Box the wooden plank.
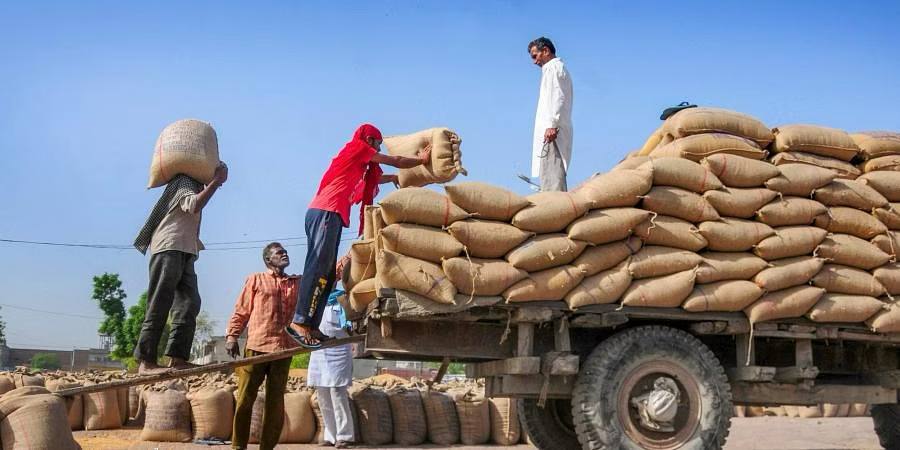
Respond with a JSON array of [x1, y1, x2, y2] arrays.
[[364, 319, 514, 360], [547, 354, 580, 376], [774, 366, 820, 383], [492, 375, 575, 398], [517, 323, 535, 357], [466, 357, 541, 378], [54, 335, 366, 398], [512, 307, 554, 323], [875, 370, 900, 389], [570, 313, 628, 329], [554, 317, 571, 352], [731, 382, 898, 405], [691, 320, 750, 335], [727, 366, 776, 382], [576, 305, 745, 323], [390, 290, 502, 318]]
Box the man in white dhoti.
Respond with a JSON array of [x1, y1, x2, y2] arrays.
[[307, 288, 355, 448], [529, 36, 573, 192]]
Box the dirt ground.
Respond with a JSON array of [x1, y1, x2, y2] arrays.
[[73, 417, 882, 450]]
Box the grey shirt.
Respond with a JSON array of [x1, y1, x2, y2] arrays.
[[149, 194, 204, 255]]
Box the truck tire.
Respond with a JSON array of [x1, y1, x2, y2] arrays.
[[519, 398, 581, 450], [572, 325, 732, 450], [871, 404, 900, 450]]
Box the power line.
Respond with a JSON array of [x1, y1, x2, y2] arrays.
[[0, 232, 361, 251], [203, 236, 359, 251], [0, 303, 104, 320]]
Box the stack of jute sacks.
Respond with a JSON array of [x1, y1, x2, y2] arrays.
[[348, 107, 900, 334]]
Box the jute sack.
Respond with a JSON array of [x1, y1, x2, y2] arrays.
[[573, 165, 653, 209], [350, 278, 378, 313], [858, 171, 900, 201], [770, 152, 861, 180], [756, 197, 828, 227], [765, 406, 788, 417], [661, 107, 774, 147], [806, 294, 885, 323], [512, 192, 591, 233], [816, 234, 891, 270], [797, 406, 824, 419], [503, 265, 585, 302], [421, 390, 460, 446], [873, 263, 900, 295], [754, 226, 828, 261], [614, 155, 651, 171], [733, 405, 747, 418], [848, 403, 870, 417], [363, 205, 376, 239], [814, 179, 889, 210], [811, 264, 886, 297], [386, 388, 426, 446], [453, 390, 491, 445], [651, 133, 766, 162], [644, 158, 723, 193], [347, 239, 376, 290], [141, 389, 192, 442], [506, 234, 588, 272], [744, 286, 825, 324], [642, 186, 720, 222], [443, 258, 527, 296], [875, 205, 900, 230], [147, 119, 220, 188], [489, 398, 521, 446], [10, 375, 42, 389], [699, 218, 775, 252], [376, 250, 457, 304], [682, 280, 763, 312], [188, 388, 233, 441], [872, 232, 900, 258], [867, 302, 900, 333], [753, 256, 825, 292], [822, 403, 851, 418], [380, 223, 462, 263], [0, 376, 13, 396], [634, 215, 708, 252], [628, 246, 703, 279], [566, 208, 651, 245], [851, 131, 900, 159], [116, 388, 128, 426], [696, 252, 769, 284], [783, 406, 800, 418], [772, 124, 859, 161], [44, 380, 83, 431], [380, 188, 469, 227], [444, 182, 530, 221], [0, 386, 80, 450], [814, 207, 887, 239], [446, 219, 532, 259], [83, 381, 122, 430], [638, 127, 664, 156], [573, 237, 642, 277], [350, 387, 393, 445], [701, 154, 781, 188], [385, 127, 466, 187], [704, 187, 778, 219], [371, 206, 386, 235], [308, 391, 323, 444], [860, 155, 900, 173], [280, 392, 316, 444], [565, 260, 632, 309], [765, 163, 837, 196], [621, 269, 696, 308]]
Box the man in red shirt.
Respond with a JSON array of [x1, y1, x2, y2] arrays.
[[286, 124, 429, 348]]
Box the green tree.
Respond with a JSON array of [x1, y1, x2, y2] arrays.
[[0, 305, 7, 347], [92, 273, 127, 357], [120, 292, 170, 368], [425, 361, 466, 375], [31, 353, 61, 370], [290, 353, 310, 369]]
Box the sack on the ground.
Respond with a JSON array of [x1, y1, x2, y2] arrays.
[[489, 398, 521, 446], [376, 250, 456, 304], [506, 234, 588, 272], [350, 387, 393, 445], [621, 269, 696, 308], [770, 152, 861, 180], [573, 237, 643, 277], [753, 256, 825, 292], [682, 280, 764, 312], [148, 119, 220, 188], [871, 231, 900, 258], [503, 265, 585, 302], [699, 218, 775, 252], [188, 388, 233, 441], [0, 376, 13, 396], [44, 380, 84, 431], [806, 294, 885, 323], [10, 375, 42, 389], [443, 258, 528, 296], [704, 187, 778, 219], [867, 302, 900, 333], [813, 207, 887, 239], [642, 186, 720, 222], [573, 165, 653, 209], [0, 386, 81, 450], [308, 391, 323, 444], [764, 163, 837, 197], [141, 389, 192, 442], [644, 158, 723, 193], [116, 388, 128, 426], [875, 205, 900, 230], [772, 124, 859, 161], [446, 220, 533, 259], [444, 182, 529, 221], [756, 197, 828, 227], [567, 208, 651, 245], [634, 215, 708, 252], [453, 390, 491, 445], [628, 246, 703, 279], [421, 390, 460, 446], [797, 406, 824, 419], [651, 133, 766, 161], [816, 234, 891, 270], [874, 263, 900, 295], [754, 226, 828, 260], [380, 188, 469, 227], [661, 107, 774, 147], [851, 131, 900, 160], [696, 252, 769, 283], [380, 223, 463, 263], [565, 260, 632, 309], [861, 155, 900, 173], [744, 286, 825, 324], [386, 388, 426, 446], [701, 154, 781, 188], [858, 171, 900, 201], [350, 278, 378, 313], [512, 192, 591, 233], [83, 381, 122, 430], [280, 391, 316, 444], [814, 179, 889, 210], [385, 127, 465, 187]]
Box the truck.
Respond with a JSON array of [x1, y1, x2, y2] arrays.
[[350, 288, 900, 450]]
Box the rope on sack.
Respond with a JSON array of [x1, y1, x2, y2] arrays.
[[746, 323, 756, 367], [499, 309, 513, 345], [463, 246, 476, 305]]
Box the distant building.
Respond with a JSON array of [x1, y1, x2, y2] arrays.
[[4, 346, 124, 371]]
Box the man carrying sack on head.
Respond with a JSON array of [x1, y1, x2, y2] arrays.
[[286, 123, 430, 349], [528, 36, 574, 192], [225, 242, 300, 450]]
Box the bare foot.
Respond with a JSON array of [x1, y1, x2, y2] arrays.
[[168, 357, 200, 370], [288, 322, 320, 346], [138, 360, 173, 376]]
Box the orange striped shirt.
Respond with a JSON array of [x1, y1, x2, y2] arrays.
[[226, 271, 300, 353]]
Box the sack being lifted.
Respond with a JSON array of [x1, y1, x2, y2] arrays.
[[148, 119, 221, 188], [384, 127, 467, 187]]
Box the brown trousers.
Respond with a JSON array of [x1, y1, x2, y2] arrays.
[[232, 349, 291, 450]]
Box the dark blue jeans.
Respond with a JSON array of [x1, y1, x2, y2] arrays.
[[293, 208, 344, 327]]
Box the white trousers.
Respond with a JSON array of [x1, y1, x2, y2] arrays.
[[317, 386, 354, 443]]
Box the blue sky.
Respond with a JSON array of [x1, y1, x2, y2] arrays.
[[1, 1, 898, 350]]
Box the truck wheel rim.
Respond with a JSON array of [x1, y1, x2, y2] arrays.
[[616, 360, 702, 449]]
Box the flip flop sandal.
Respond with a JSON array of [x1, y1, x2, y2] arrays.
[[284, 326, 322, 349], [309, 330, 335, 343]]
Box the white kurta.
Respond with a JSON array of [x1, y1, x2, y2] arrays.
[[532, 57, 574, 177], [307, 303, 352, 388]]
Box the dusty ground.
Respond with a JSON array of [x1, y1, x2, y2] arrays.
[[74, 417, 882, 450]]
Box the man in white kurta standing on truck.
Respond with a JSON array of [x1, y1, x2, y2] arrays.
[[529, 36, 574, 192]]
